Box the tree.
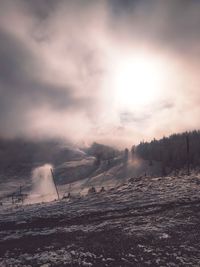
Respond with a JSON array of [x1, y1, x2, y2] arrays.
[[124, 148, 129, 164], [131, 145, 135, 161]]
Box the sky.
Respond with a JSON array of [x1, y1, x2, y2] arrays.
[[0, 0, 200, 147]]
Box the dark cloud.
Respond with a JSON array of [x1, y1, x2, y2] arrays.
[[0, 29, 37, 85], [108, 0, 200, 57], [0, 0, 200, 145], [22, 0, 59, 20], [0, 20, 96, 138]]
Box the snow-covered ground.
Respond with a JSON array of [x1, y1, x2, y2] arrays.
[[1, 174, 200, 266], [63, 158, 162, 195]]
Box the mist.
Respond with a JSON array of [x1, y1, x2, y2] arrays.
[[25, 164, 57, 204], [1, 0, 200, 146]]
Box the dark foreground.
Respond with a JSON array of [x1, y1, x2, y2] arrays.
[[0, 175, 200, 266]]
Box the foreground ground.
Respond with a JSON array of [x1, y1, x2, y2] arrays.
[[0, 174, 200, 266]]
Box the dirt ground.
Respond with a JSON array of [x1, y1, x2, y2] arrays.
[[0, 175, 200, 266]]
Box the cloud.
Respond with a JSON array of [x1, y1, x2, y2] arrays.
[[0, 0, 200, 146]]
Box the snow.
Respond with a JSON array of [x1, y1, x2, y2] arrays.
[[0, 174, 200, 266]]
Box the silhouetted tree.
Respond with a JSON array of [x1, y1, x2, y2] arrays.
[[124, 148, 129, 164], [131, 145, 135, 161], [136, 130, 200, 173], [94, 153, 101, 166]]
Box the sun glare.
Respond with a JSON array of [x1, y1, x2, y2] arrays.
[[111, 53, 167, 111]]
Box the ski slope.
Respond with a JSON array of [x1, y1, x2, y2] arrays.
[[1, 174, 200, 266]]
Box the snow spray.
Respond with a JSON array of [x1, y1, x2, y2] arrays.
[[25, 164, 57, 204]]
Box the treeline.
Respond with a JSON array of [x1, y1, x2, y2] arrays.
[[85, 142, 120, 166], [136, 130, 200, 171]]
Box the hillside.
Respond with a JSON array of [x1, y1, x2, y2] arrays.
[[1, 174, 200, 266], [0, 138, 162, 201], [0, 140, 121, 200]]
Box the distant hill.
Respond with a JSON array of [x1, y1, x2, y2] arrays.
[[0, 138, 85, 182], [0, 139, 122, 197]]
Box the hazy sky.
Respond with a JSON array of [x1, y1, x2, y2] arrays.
[[1, 0, 200, 147]]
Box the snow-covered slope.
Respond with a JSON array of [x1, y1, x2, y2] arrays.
[[0, 148, 162, 203], [1, 174, 200, 266], [57, 158, 162, 196]]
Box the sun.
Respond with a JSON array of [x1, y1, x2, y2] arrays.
[[111, 53, 166, 111]]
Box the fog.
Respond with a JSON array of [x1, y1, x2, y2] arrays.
[[25, 164, 57, 204], [1, 0, 200, 147]]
